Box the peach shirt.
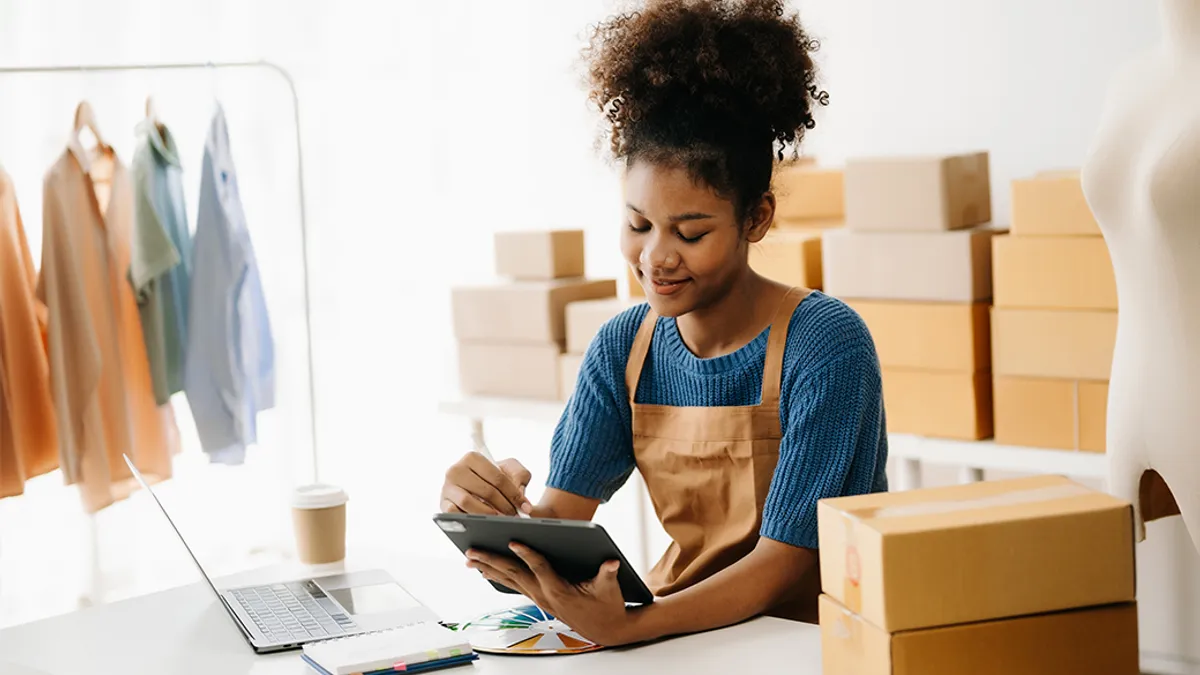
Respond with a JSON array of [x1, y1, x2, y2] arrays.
[[39, 145, 172, 512], [0, 167, 58, 499]]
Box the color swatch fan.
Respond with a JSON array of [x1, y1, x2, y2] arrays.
[[460, 604, 602, 655]]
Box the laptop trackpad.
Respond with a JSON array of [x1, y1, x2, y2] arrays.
[[313, 570, 436, 631], [328, 582, 420, 616]]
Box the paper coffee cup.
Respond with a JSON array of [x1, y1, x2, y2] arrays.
[[291, 484, 348, 565]]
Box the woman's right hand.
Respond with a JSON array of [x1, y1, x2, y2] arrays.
[[440, 452, 534, 516]]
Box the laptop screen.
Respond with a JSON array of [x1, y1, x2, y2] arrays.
[[123, 454, 225, 602]]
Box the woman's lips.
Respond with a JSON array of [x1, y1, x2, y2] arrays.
[[651, 277, 690, 295]]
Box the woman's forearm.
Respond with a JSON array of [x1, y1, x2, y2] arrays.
[[625, 539, 817, 643]]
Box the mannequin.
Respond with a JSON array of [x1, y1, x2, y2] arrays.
[[1081, 0, 1200, 553]]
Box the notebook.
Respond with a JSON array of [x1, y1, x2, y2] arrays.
[[301, 622, 477, 675]]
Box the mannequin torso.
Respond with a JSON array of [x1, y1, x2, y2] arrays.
[[1081, 0, 1200, 551]]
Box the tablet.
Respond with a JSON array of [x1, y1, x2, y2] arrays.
[[433, 513, 655, 606]]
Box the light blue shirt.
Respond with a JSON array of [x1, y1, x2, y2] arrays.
[[185, 107, 276, 465]]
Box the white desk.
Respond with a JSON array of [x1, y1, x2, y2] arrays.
[[0, 549, 821, 675]]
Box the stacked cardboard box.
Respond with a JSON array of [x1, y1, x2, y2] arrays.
[[818, 475, 1139, 675], [628, 161, 843, 296], [824, 152, 1002, 439], [559, 297, 638, 400], [453, 230, 616, 399], [992, 172, 1114, 452], [753, 161, 845, 290]]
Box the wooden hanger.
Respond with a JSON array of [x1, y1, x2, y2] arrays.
[[145, 95, 166, 138], [73, 100, 105, 149], [71, 100, 112, 185]]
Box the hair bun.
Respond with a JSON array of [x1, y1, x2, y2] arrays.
[[586, 0, 826, 158]]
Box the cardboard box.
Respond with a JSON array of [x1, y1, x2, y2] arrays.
[[559, 354, 584, 400], [846, 301, 989, 372], [774, 165, 845, 221], [817, 475, 1135, 632], [822, 226, 1002, 302], [1011, 171, 1101, 236], [458, 343, 562, 399], [566, 297, 638, 354], [774, 217, 843, 230], [844, 152, 991, 231], [452, 278, 617, 344], [494, 230, 585, 280], [750, 230, 824, 289], [993, 377, 1108, 452], [820, 596, 1139, 675], [991, 308, 1117, 380], [992, 235, 1116, 310], [881, 370, 992, 440]]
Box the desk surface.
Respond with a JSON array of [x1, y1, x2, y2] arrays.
[[0, 550, 821, 675]]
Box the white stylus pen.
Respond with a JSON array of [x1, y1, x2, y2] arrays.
[[473, 441, 533, 519]]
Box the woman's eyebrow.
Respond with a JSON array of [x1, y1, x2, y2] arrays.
[[625, 204, 714, 222]]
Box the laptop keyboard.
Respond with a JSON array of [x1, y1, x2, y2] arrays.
[[231, 582, 358, 643]]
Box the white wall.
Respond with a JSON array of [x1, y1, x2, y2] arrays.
[[795, 0, 1158, 225]]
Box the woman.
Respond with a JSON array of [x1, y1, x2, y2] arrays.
[[440, 0, 887, 646]]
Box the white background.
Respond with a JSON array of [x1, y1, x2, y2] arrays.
[[0, 0, 1195, 667]]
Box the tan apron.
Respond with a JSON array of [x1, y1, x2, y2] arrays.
[[627, 287, 821, 622]]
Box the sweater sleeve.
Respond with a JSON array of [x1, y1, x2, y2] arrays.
[[544, 308, 645, 502], [760, 347, 886, 549]]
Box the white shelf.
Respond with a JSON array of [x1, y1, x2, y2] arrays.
[[887, 433, 1108, 480], [437, 396, 1109, 484], [438, 396, 567, 425]]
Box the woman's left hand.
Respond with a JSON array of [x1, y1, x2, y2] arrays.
[[466, 543, 638, 647]]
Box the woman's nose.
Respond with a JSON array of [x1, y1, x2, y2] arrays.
[[641, 230, 678, 270]]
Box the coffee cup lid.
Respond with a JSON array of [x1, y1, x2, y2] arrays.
[[292, 484, 348, 510]]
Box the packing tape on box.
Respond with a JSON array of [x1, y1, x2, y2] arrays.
[[847, 484, 1093, 521], [841, 514, 863, 614], [1072, 381, 1082, 451], [832, 603, 863, 649]]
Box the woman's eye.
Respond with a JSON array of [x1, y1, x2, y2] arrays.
[[627, 222, 651, 233], [677, 232, 706, 243]]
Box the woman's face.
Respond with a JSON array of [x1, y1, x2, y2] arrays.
[[621, 160, 769, 318]]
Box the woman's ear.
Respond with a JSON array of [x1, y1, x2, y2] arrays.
[[744, 192, 776, 243]]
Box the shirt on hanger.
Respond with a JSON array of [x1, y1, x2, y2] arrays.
[[131, 120, 192, 405], [186, 107, 275, 465], [39, 141, 172, 513], [0, 167, 59, 499]]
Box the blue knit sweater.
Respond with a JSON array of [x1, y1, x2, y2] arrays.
[[546, 291, 888, 549]]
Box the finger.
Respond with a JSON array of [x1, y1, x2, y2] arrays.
[[443, 484, 500, 515], [439, 498, 465, 514], [455, 471, 519, 516], [601, 560, 621, 587], [466, 456, 529, 514], [498, 460, 535, 514], [498, 459, 533, 489], [509, 543, 565, 591], [447, 462, 515, 514], [468, 549, 529, 577], [470, 559, 537, 599]]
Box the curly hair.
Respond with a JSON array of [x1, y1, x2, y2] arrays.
[[584, 0, 827, 221]]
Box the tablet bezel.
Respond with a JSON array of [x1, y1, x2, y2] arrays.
[[433, 513, 655, 606]]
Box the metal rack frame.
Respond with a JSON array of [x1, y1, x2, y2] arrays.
[[0, 60, 321, 608]]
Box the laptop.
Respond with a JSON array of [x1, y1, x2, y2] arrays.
[[123, 455, 442, 654]]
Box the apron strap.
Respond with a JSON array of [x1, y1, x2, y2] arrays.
[[761, 287, 811, 408], [625, 307, 660, 404]]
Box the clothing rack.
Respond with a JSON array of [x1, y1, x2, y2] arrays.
[[0, 60, 321, 608]]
